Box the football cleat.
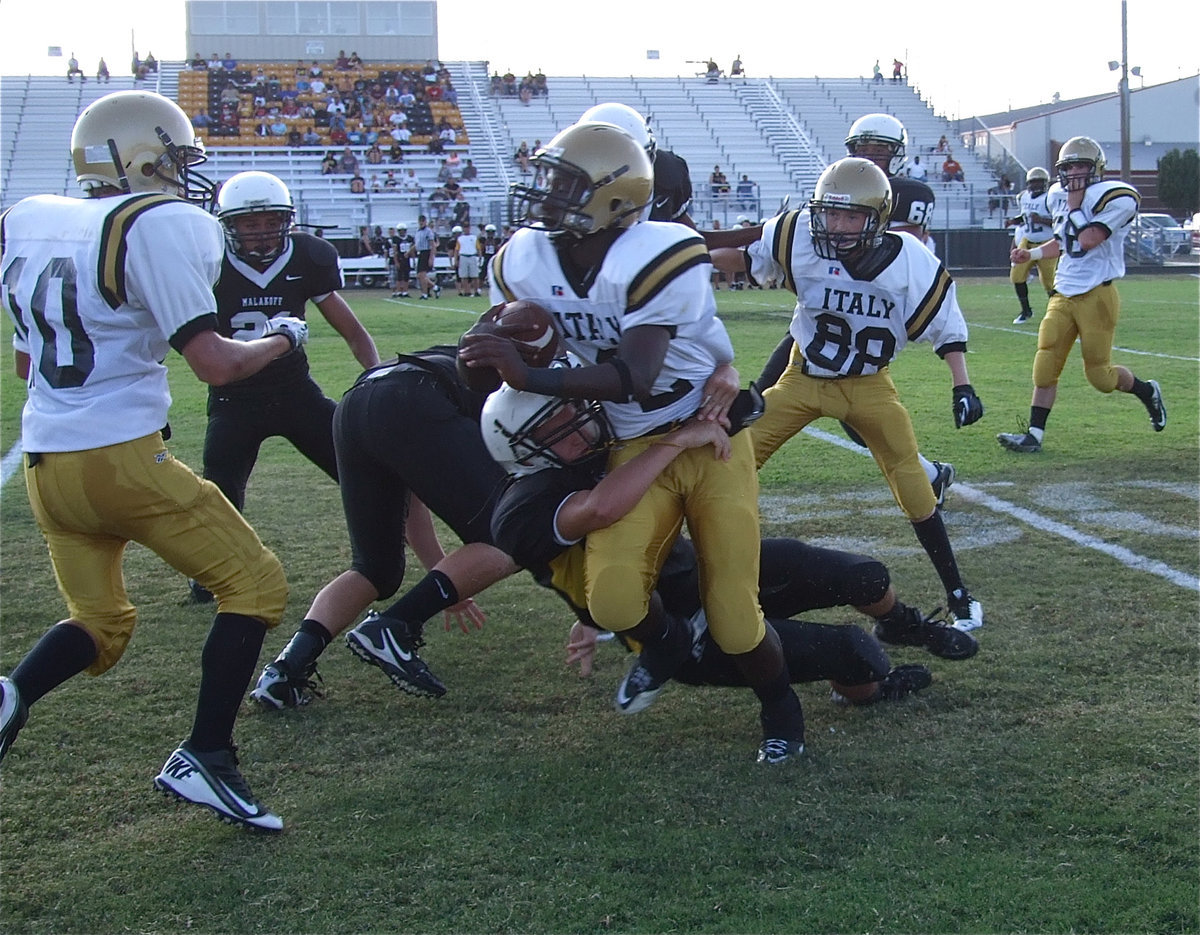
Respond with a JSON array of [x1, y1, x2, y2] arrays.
[[947, 589, 984, 632], [432, 284, 441, 298], [185, 580, 215, 605], [345, 612, 446, 698], [250, 659, 323, 709], [878, 664, 934, 701], [154, 741, 282, 832], [1145, 380, 1166, 432], [997, 429, 1041, 453], [1012, 311, 1033, 324], [930, 460, 955, 511], [756, 737, 804, 765], [874, 604, 978, 660], [1, 676, 29, 765], [614, 655, 671, 715]]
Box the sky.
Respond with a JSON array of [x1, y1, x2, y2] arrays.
[[1, 0, 1197, 119]]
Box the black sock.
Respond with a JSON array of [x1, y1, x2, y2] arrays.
[[1014, 281, 1032, 313], [277, 619, 332, 673], [1129, 377, 1154, 404], [9, 622, 98, 707], [911, 513, 965, 597], [754, 670, 805, 742], [1030, 405, 1051, 432], [189, 613, 266, 753], [380, 570, 459, 636]]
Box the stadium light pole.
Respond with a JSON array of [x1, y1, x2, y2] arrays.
[[1118, 0, 1131, 177]]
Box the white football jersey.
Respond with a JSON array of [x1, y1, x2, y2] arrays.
[[747, 210, 968, 378], [2, 193, 223, 452], [1017, 189, 1054, 243], [1045, 179, 1139, 296], [489, 222, 733, 438]]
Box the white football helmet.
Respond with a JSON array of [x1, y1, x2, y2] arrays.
[[578, 102, 655, 159], [845, 113, 907, 176], [512, 122, 653, 239], [71, 90, 216, 208], [215, 171, 295, 265], [809, 158, 893, 260], [452, 225, 463, 234], [481, 382, 612, 476]]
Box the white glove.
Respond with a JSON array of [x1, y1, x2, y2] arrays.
[[263, 315, 308, 350]]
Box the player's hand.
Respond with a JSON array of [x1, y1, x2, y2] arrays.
[[696, 363, 740, 424], [953, 384, 984, 428], [1010, 247, 1030, 264], [263, 315, 308, 350], [565, 620, 598, 677], [458, 331, 530, 388], [443, 597, 486, 634], [664, 419, 733, 461]]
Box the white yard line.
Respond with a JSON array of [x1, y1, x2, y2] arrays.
[[967, 322, 1200, 362], [801, 424, 1198, 592]]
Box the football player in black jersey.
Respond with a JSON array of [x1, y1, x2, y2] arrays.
[[249, 346, 520, 709], [479, 384, 974, 703], [578, 103, 695, 226], [187, 171, 379, 603]]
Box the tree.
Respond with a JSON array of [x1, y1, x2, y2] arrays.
[[1156, 148, 1199, 218]]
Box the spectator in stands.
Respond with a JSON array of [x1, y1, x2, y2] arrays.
[[383, 170, 399, 191], [145, 52, 159, 73], [907, 155, 928, 181], [514, 141, 531, 174], [321, 152, 337, 175], [387, 142, 405, 164], [426, 135, 445, 156], [441, 81, 458, 106], [736, 174, 756, 210], [302, 126, 320, 146], [287, 126, 303, 147], [437, 159, 455, 183], [390, 124, 412, 146], [270, 116, 289, 137], [369, 173, 382, 194], [731, 55, 744, 77], [460, 159, 477, 183], [336, 50, 351, 71], [67, 54, 85, 83], [489, 72, 503, 95], [935, 135, 949, 154], [399, 169, 422, 195], [192, 53, 207, 71], [192, 110, 213, 130], [443, 176, 462, 201], [388, 108, 408, 130], [452, 193, 470, 229], [502, 71, 517, 96], [710, 165, 730, 196], [349, 51, 364, 70], [255, 119, 272, 138], [209, 52, 223, 71], [705, 59, 720, 83], [96, 58, 110, 83], [892, 58, 904, 82], [533, 69, 548, 96], [350, 172, 367, 195], [310, 75, 327, 96], [309, 61, 323, 78], [439, 124, 457, 147], [220, 52, 234, 71], [366, 142, 384, 165], [941, 152, 965, 184], [338, 146, 359, 174]]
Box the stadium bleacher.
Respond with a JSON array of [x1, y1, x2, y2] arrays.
[[1, 60, 1004, 238]]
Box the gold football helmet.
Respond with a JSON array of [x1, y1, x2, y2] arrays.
[[71, 90, 216, 208], [1055, 137, 1106, 191], [1025, 166, 1050, 195], [510, 122, 653, 238], [809, 157, 893, 260], [845, 113, 907, 175]]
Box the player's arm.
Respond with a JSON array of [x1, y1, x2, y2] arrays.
[[1010, 237, 1062, 265], [939, 347, 985, 428], [555, 418, 732, 541], [14, 348, 29, 380], [179, 328, 298, 386], [703, 226, 761, 249], [314, 292, 380, 368]]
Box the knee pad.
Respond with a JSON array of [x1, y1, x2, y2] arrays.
[[81, 607, 139, 675], [587, 562, 650, 633], [1084, 361, 1119, 394]]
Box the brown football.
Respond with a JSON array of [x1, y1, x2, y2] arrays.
[[497, 300, 562, 368]]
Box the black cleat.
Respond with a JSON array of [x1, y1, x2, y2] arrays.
[[875, 604, 979, 659], [345, 613, 446, 698]]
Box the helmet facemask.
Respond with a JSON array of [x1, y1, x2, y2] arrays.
[[810, 203, 884, 260], [221, 209, 294, 266], [155, 126, 219, 209], [483, 389, 612, 475]]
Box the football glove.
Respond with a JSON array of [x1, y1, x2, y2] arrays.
[[263, 315, 309, 351], [953, 384, 984, 428]]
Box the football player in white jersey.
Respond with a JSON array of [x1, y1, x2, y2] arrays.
[[998, 137, 1166, 453], [0, 91, 303, 832], [458, 121, 806, 764], [1006, 167, 1058, 324], [711, 157, 986, 633]]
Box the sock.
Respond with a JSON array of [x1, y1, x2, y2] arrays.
[[189, 613, 266, 753], [911, 513, 965, 597], [1014, 281, 1032, 313], [277, 618, 332, 672], [919, 453, 937, 484], [1129, 377, 1154, 404], [9, 622, 99, 707], [754, 670, 805, 742], [1029, 405, 1050, 441], [380, 570, 459, 637]]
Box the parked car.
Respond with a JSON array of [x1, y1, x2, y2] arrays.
[[1123, 212, 1190, 265], [1186, 212, 1200, 254]]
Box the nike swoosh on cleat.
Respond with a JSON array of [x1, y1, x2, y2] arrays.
[[382, 628, 414, 662]]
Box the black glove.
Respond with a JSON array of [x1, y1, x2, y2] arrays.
[[953, 384, 984, 428]]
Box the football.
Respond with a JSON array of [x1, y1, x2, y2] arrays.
[[496, 300, 562, 368]]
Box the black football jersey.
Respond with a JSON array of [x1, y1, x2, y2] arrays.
[[213, 232, 343, 392], [649, 148, 693, 222], [889, 176, 936, 233]]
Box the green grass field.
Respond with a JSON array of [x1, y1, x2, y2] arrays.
[[2, 275, 1198, 934]]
